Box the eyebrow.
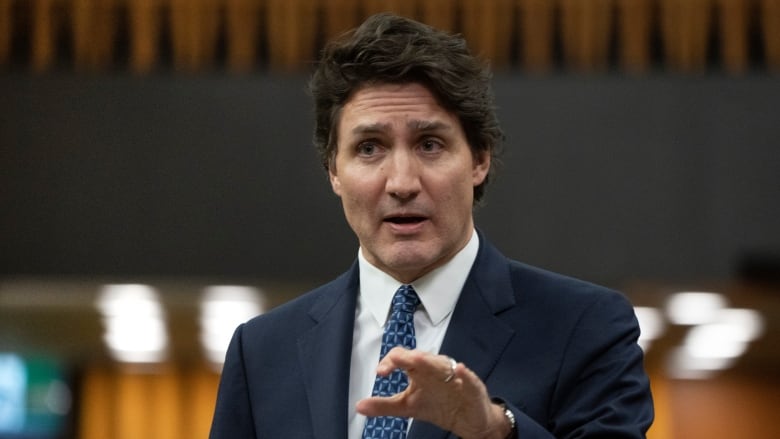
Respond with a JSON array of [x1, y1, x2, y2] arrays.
[[350, 122, 391, 135], [350, 119, 454, 135], [410, 120, 453, 132]]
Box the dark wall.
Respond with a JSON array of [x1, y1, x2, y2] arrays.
[[2, 74, 779, 285]]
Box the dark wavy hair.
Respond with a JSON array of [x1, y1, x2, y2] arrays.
[[309, 13, 503, 203]]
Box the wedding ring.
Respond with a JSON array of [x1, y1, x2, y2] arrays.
[[444, 357, 457, 383]]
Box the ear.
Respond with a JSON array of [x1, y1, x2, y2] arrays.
[[328, 166, 342, 197], [472, 149, 491, 186]]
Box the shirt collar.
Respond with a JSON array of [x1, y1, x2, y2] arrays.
[[358, 229, 480, 327]]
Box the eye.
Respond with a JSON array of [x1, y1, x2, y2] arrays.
[[420, 138, 444, 153], [356, 141, 379, 156]]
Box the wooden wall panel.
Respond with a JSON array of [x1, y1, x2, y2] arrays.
[[617, 0, 653, 73], [419, 0, 456, 33], [79, 365, 221, 439], [6, 1, 780, 75], [74, 362, 780, 439], [79, 366, 114, 439], [660, 0, 712, 72], [31, 0, 58, 72], [646, 368, 673, 439], [461, 0, 514, 68], [115, 372, 150, 439], [762, 0, 780, 71], [148, 370, 183, 439], [266, 0, 318, 70], [169, 0, 221, 71], [72, 0, 118, 70], [225, 0, 261, 72], [668, 374, 780, 439], [518, 0, 556, 73], [560, 0, 613, 72], [183, 367, 222, 439], [717, 0, 750, 74], [323, 0, 361, 40], [128, 0, 161, 72], [361, 0, 419, 20], [0, 0, 12, 66]]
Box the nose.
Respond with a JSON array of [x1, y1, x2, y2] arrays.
[[385, 148, 421, 200]]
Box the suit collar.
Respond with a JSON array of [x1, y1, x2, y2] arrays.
[[440, 234, 516, 372], [409, 234, 517, 439], [296, 235, 517, 439], [297, 265, 359, 439], [359, 229, 480, 328]]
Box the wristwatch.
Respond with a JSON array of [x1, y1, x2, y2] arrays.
[[502, 404, 517, 438]]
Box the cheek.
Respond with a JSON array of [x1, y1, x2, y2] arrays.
[[340, 170, 383, 204], [341, 196, 378, 238], [448, 169, 477, 198], [339, 183, 371, 217], [429, 181, 468, 217]]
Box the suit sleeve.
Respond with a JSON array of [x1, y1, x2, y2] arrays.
[[209, 323, 258, 439], [507, 292, 654, 438], [550, 292, 654, 438]]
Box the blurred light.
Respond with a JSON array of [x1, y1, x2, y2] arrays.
[[667, 347, 737, 380], [667, 305, 765, 379], [95, 284, 169, 364], [684, 324, 749, 359], [683, 307, 765, 359], [200, 286, 264, 370], [44, 380, 72, 416], [0, 353, 26, 433], [666, 291, 727, 325], [0, 354, 72, 434], [716, 308, 765, 342], [633, 306, 666, 351]]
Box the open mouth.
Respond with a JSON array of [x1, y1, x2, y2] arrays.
[[385, 216, 426, 225]]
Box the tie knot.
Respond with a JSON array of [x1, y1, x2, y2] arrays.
[[392, 284, 420, 314]]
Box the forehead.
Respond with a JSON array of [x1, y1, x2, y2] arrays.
[[339, 82, 458, 131]]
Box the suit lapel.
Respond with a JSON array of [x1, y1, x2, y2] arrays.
[[409, 236, 517, 439], [296, 237, 516, 439], [297, 267, 359, 439], [441, 237, 516, 378]]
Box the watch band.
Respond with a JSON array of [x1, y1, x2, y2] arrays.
[[502, 404, 516, 438]]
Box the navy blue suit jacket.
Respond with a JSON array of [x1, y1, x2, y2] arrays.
[[210, 235, 654, 438]]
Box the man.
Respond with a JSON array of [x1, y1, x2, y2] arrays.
[[210, 13, 653, 439]]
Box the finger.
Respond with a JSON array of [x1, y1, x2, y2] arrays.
[[375, 347, 426, 375], [458, 363, 484, 391], [443, 356, 458, 383], [374, 347, 414, 376], [356, 394, 410, 418], [404, 353, 458, 384], [378, 349, 454, 382]]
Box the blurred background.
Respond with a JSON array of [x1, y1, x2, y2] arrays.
[[1, 0, 779, 438]]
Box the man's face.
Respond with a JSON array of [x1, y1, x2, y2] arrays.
[[329, 82, 490, 283]]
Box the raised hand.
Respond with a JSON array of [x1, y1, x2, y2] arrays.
[[356, 347, 511, 439]]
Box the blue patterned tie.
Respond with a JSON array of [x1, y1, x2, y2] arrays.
[[362, 284, 421, 439]]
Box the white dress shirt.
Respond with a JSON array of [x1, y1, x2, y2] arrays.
[[347, 230, 480, 439]]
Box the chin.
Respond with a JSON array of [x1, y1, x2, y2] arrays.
[[384, 251, 441, 278]]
